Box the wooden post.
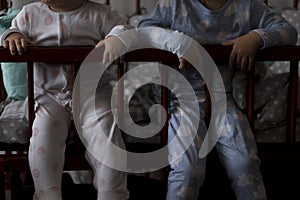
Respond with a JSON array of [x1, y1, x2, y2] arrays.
[[294, 0, 299, 8], [136, 0, 141, 14], [287, 61, 298, 145], [0, 0, 8, 10]]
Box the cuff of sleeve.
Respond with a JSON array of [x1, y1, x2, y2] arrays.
[[106, 26, 193, 58], [168, 30, 193, 58], [138, 27, 193, 58], [0, 28, 21, 45], [106, 25, 137, 49], [251, 29, 267, 49]]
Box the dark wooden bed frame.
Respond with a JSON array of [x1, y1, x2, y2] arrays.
[[0, 0, 299, 199]]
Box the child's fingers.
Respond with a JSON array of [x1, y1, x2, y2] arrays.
[[109, 53, 116, 64], [228, 50, 236, 68], [96, 40, 104, 48], [15, 39, 24, 55], [221, 40, 234, 46], [103, 50, 109, 64], [21, 38, 27, 51], [240, 57, 247, 71], [178, 58, 193, 69], [236, 54, 242, 67], [8, 40, 17, 55], [102, 51, 117, 64], [2, 40, 9, 48], [178, 58, 186, 69]]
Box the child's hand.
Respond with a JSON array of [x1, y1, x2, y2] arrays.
[[2, 33, 27, 55], [179, 58, 192, 69], [222, 31, 263, 71], [96, 36, 126, 64]]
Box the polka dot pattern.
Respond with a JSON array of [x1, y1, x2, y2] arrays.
[[232, 67, 300, 142], [37, 146, 46, 155], [267, 0, 295, 10], [281, 9, 300, 45], [32, 169, 41, 179], [44, 16, 52, 25], [269, 8, 300, 74], [99, 179, 107, 188], [0, 100, 28, 144]]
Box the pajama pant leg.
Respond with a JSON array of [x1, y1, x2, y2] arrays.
[[165, 65, 267, 199], [29, 97, 71, 200], [166, 110, 207, 200], [85, 151, 129, 200], [216, 95, 267, 200], [165, 67, 207, 199], [76, 72, 129, 200]]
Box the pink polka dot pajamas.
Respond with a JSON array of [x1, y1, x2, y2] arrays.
[[0, 1, 129, 200]]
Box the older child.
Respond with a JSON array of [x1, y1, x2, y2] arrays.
[[134, 0, 298, 199], [0, 0, 129, 199]]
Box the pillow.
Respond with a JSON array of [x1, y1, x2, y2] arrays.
[[0, 98, 28, 144], [1, 63, 28, 100], [254, 73, 290, 130], [233, 70, 300, 131], [269, 8, 300, 74], [281, 8, 300, 45], [231, 62, 268, 111], [0, 9, 20, 32], [267, 0, 295, 11], [0, 8, 28, 100]]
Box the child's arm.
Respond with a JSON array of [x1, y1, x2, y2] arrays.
[[222, 31, 263, 71], [99, 26, 193, 66], [96, 24, 135, 64], [243, 0, 297, 48], [2, 32, 28, 55], [223, 0, 298, 71], [96, 35, 127, 64], [0, 5, 30, 55]]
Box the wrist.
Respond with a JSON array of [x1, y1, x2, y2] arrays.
[[249, 31, 263, 48]]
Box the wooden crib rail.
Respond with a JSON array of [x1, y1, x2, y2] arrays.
[[1, 45, 299, 62], [0, 45, 300, 145], [124, 46, 300, 146], [0, 46, 93, 144], [0, 44, 299, 199]]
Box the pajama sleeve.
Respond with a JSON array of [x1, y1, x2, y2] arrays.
[[138, 0, 173, 29], [98, 5, 127, 39], [108, 26, 193, 58], [0, 6, 30, 44], [250, 0, 298, 48]]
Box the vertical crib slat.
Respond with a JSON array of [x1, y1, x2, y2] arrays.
[[161, 64, 168, 147], [0, 65, 6, 102], [0, 0, 7, 10], [294, 0, 299, 8], [27, 62, 34, 139], [0, 163, 5, 200], [117, 58, 125, 131], [247, 66, 255, 128], [71, 62, 85, 155], [287, 61, 299, 145], [136, 0, 141, 15]]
